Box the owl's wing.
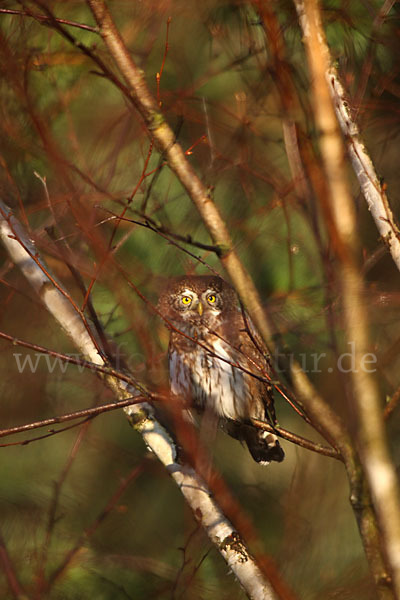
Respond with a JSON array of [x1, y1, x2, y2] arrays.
[[229, 308, 277, 425]]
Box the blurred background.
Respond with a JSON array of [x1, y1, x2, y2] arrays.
[[0, 1, 400, 598]]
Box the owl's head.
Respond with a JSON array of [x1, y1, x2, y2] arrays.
[[157, 275, 237, 329]]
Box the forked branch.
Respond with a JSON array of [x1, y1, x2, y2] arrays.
[[0, 200, 282, 600], [82, 3, 394, 595], [294, 1, 400, 597]]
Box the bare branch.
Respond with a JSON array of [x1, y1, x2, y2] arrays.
[[0, 199, 283, 599], [34, 1, 391, 594], [98, 206, 223, 275], [47, 464, 145, 592], [329, 60, 400, 274], [251, 418, 341, 461], [294, 1, 400, 596], [0, 328, 147, 394], [294, 0, 400, 273], [85, 0, 349, 457], [0, 203, 104, 360], [0, 8, 99, 33], [0, 397, 146, 440], [85, 0, 278, 349], [0, 531, 29, 600]]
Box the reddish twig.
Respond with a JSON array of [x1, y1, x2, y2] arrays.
[[0, 7, 98, 32], [0, 203, 104, 358], [0, 328, 148, 394], [0, 531, 27, 600], [251, 419, 340, 460], [0, 397, 147, 441], [156, 17, 172, 107], [35, 423, 92, 595], [46, 464, 145, 591]]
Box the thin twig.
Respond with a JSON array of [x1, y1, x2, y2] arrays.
[[0, 397, 147, 440], [0, 417, 93, 447], [295, 1, 400, 596], [384, 385, 400, 420], [35, 423, 93, 595], [0, 531, 29, 600], [34, 172, 113, 356], [0, 203, 104, 359], [0, 198, 284, 599], [255, 3, 393, 595], [102, 207, 224, 255], [0, 7, 99, 32], [26, 0, 131, 101], [251, 419, 341, 460], [83, 1, 349, 478], [46, 464, 145, 591], [0, 328, 148, 395]]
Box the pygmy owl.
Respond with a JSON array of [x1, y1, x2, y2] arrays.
[[158, 275, 284, 465]]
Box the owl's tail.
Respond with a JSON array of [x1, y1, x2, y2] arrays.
[[224, 421, 285, 465], [243, 427, 285, 465]]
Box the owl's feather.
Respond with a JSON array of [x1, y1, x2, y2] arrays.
[[158, 275, 284, 465]]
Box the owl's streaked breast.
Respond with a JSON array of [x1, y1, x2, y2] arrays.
[[169, 336, 254, 421]]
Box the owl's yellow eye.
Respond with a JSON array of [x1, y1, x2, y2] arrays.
[[207, 294, 216, 304], [181, 296, 192, 305]]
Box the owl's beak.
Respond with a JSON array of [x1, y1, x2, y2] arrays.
[[197, 301, 204, 316]]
